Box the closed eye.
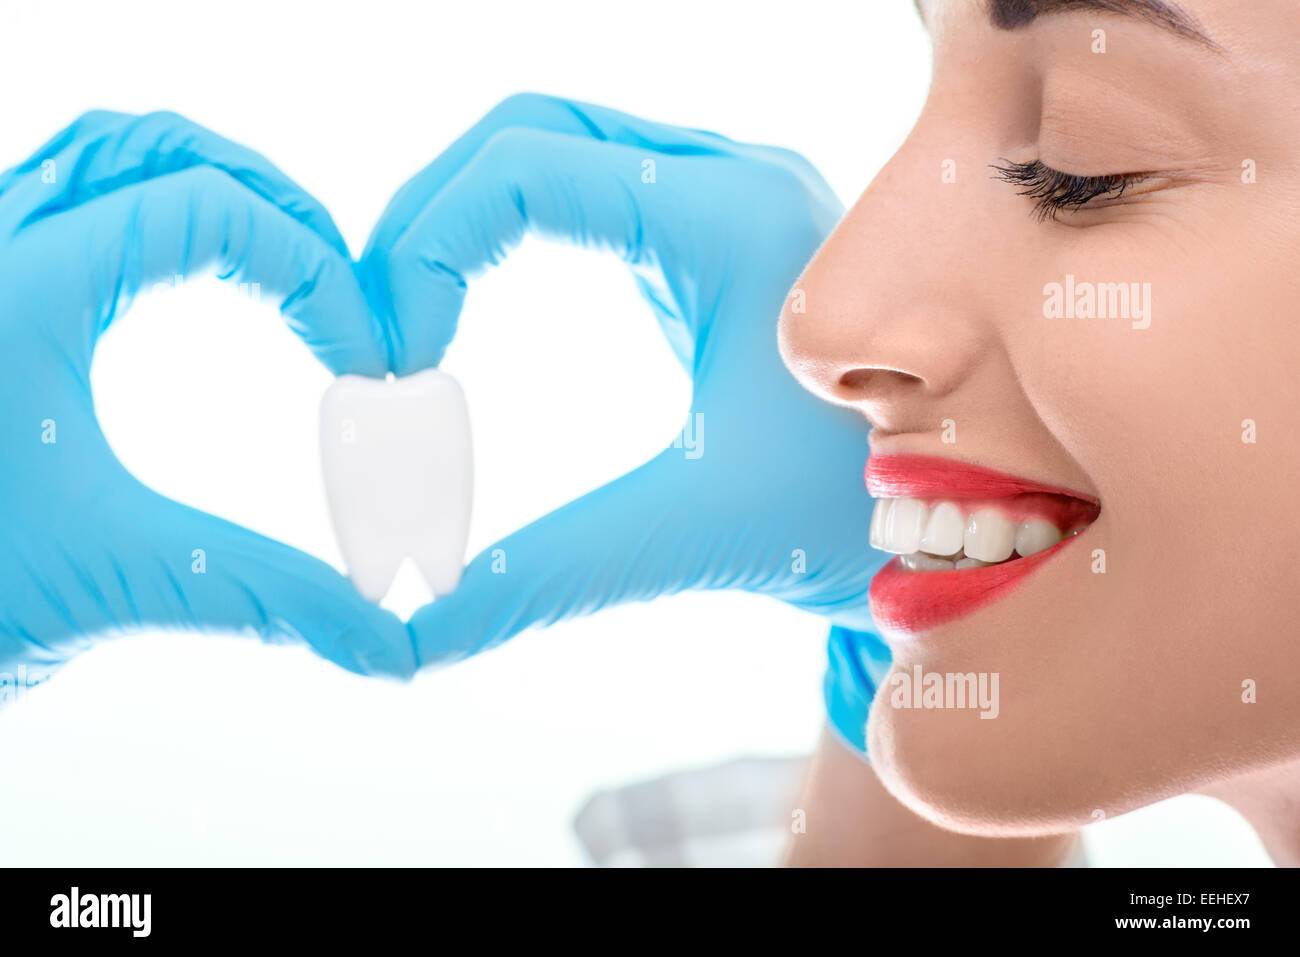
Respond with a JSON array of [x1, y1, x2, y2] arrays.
[[991, 159, 1149, 221]]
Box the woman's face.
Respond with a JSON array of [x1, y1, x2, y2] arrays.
[[780, 0, 1300, 833]]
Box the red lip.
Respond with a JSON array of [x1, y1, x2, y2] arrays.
[[866, 455, 1099, 504], [866, 455, 1099, 636], [869, 542, 1072, 635]]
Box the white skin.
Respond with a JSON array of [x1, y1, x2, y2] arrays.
[[779, 0, 1300, 850]]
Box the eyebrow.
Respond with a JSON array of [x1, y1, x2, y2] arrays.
[[986, 0, 1219, 48]]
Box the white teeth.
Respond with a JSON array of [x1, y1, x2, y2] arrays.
[[869, 498, 892, 550], [880, 498, 928, 554], [919, 502, 964, 557], [901, 552, 956, 571], [320, 369, 473, 603], [871, 496, 1081, 570], [1014, 518, 1062, 557], [964, 508, 1016, 563]]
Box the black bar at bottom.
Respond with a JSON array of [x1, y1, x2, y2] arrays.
[[0, 866, 1284, 943]]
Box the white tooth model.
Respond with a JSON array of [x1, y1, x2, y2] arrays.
[[320, 369, 473, 602]]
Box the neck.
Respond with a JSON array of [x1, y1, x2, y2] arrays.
[[1200, 758, 1300, 867]]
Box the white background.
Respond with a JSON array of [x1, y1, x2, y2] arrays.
[[0, 0, 1268, 865]]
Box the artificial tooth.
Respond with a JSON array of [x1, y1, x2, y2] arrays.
[[1014, 518, 1062, 557], [963, 508, 1016, 563], [320, 369, 473, 602], [880, 498, 928, 554], [869, 498, 893, 551], [901, 552, 956, 571], [919, 501, 964, 557]]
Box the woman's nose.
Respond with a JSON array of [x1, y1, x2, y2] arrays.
[[778, 165, 991, 435]]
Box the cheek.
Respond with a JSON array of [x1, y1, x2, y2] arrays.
[[1009, 195, 1298, 547], [1010, 211, 1300, 618], [882, 202, 1300, 831]]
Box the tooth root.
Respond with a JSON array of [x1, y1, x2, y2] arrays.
[[919, 502, 964, 556], [348, 550, 405, 604], [901, 552, 956, 571], [963, 508, 1016, 563], [1015, 518, 1062, 557], [320, 369, 473, 603], [881, 498, 928, 554], [869, 498, 893, 550], [413, 538, 467, 598]]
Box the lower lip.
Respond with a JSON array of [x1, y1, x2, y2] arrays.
[[869, 536, 1078, 636]]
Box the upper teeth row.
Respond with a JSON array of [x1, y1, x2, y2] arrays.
[[869, 498, 1065, 565]]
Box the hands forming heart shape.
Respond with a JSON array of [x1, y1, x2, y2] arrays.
[[0, 94, 888, 683]]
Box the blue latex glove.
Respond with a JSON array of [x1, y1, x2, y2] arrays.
[[0, 111, 416, 679], [361, 94, 894, 666], [825, 626, 894, 754]]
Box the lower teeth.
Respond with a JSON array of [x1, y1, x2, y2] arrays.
[[900, 550, 1005, 571], [899, 527, 1086, 572]]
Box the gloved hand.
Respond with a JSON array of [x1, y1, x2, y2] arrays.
[[0, 111, 416, 679], [360, 94, 893, 664]]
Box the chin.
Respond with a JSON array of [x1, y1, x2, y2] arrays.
[[865, 672, 1173, 838]]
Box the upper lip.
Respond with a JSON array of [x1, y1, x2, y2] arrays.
[[865, 454, 1099, 505]]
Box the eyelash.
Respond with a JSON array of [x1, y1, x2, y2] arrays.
[[990, 159, 1147, 221]]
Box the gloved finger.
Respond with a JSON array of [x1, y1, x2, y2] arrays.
[[362, 92, 735, 268], [0, 109, 130, 196], [370, 126, 794, 375], [403, 391, 885, 666], [1, 468, 416, 679], [0, 110, 352, 260], [362, 93, 838, 287], [405, 442, 837, 665], [92, 476, 414, 678], [406, 449, 708, 666], [22, 164, 387, 377]]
